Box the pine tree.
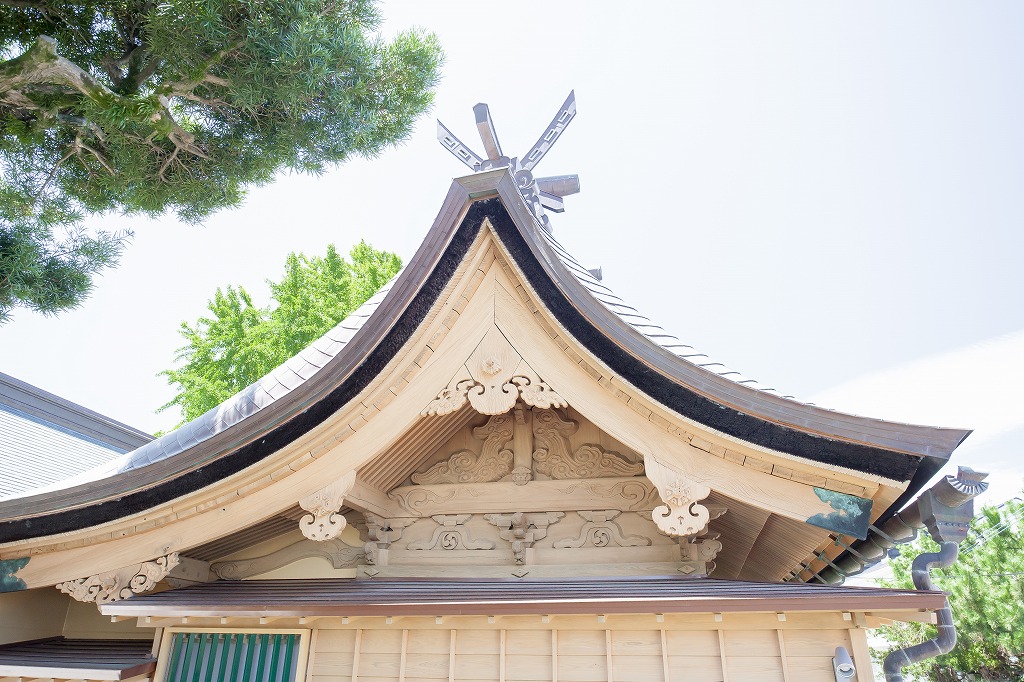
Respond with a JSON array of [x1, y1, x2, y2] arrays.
[[160, 241, 401, 424], [0, 0, 441, 321]]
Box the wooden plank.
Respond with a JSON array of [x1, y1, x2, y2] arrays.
[[778, 656, 836, 682], [551, 631, 558, 682], [605, 630, 613, 682], [317, 629, 357, 653], [500, 630, 506, 682], [407, 630, 451, 655], [505, 630, 549, 655], [610, 630, 661, 656], [722, 630, 781, 658], [782, 629, 852, 657], [660, 630, 670, 682], [848, 628, 876, 682], [353, 629, 363, 682], [776, 630, 792, 682], [557, 631, 606, 656], [717, 630, 729, 682], [504, 654, 553, 682], [726, 658, 785, 682], [400, 630, 409, 682], [664, 630, 719, 656], [401, 654, 449, 680], [555, 655, 607, 682], [666, 656, 723, 682], [448, 631, 455, 682]]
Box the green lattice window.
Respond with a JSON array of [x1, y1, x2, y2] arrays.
[[163, 631, 304, 682]]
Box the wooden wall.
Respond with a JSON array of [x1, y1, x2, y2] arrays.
[[306, 613, 872, 682]]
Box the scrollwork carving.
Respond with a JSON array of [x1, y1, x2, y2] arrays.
[[645, 455, 712, 538], [532, 408, 642, 480], [553, 511, 651, 549], [412, 413, 514, 485], [421, 328, 566, 416], [57, 553, 179, 604], [408, 514, 495, 551], [299, 472, 356, 541]]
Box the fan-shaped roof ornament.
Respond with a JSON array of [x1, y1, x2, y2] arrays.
[[438, 91, 580, 231]]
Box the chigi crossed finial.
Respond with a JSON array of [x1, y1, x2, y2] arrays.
[[437, 91, 581, 231]]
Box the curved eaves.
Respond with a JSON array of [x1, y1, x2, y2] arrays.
[[480, 174, 969, 476], [0, 176, 491, 538]]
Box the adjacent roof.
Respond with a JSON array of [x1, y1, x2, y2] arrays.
[[0, 637, 156, 680], [0, 372, 152, 498], [0, 170, 970, 541], [102, 576, 948, 618]]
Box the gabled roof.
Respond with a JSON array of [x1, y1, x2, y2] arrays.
[[0, 170, 969, 545], [0, 372, 152, 497]]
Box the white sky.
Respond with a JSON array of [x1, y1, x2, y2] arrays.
[[2, 2, 1022, 503]]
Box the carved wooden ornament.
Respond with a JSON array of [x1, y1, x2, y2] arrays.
[[412, 413, 514, 485], [57, 553, 179, 604], [423, 327, 566, 416], [533, 408, 645, 479], [299, 471, 356, 542], [645, 454, 713, 538], [211, 539, 362, 580]]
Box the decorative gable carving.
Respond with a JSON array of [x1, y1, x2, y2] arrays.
[[485, 511, 565, 564], [645, 454, 714, 538], [408, 514, 496, 551], [422, 327, 566, 416], [298, 471, 356, 541], [553, 511, 652, 548], [412, 413, 514, 484], [533, 408, 644, 479], [57, 553, 179, 604]]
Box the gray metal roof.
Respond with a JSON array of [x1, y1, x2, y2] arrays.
[[0, 373, 153, 498], [0, 280, 395, 501]]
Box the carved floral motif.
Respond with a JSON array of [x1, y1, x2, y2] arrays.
[[553, 511, 651, 549], [57, 553, 179, 604]]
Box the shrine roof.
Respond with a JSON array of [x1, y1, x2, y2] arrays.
[[0, 170, 971, 542], [101, 576, 948, 618]]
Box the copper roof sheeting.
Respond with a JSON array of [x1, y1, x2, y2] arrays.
[[0, 637, 156, 680], [102, 576, 947, 618]]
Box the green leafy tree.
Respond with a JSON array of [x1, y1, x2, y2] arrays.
[[877, 497, 1024, 681], [160, 241, 401, 424], [0, 0, 441, 320]]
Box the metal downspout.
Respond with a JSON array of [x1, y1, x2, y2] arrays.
[[882, 542, 960, 682]]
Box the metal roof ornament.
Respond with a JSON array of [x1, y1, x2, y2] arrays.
[[438, 91, 581, 231]]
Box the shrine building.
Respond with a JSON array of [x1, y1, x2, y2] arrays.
[[0, 94, 988, 682]]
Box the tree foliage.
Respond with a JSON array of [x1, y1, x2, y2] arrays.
[[160, 241, 401, 424], [877, 497, 1024, 681], [0, 0, 441, 320]]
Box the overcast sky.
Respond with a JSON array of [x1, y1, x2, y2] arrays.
[[2, 2, 1022, 503]]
